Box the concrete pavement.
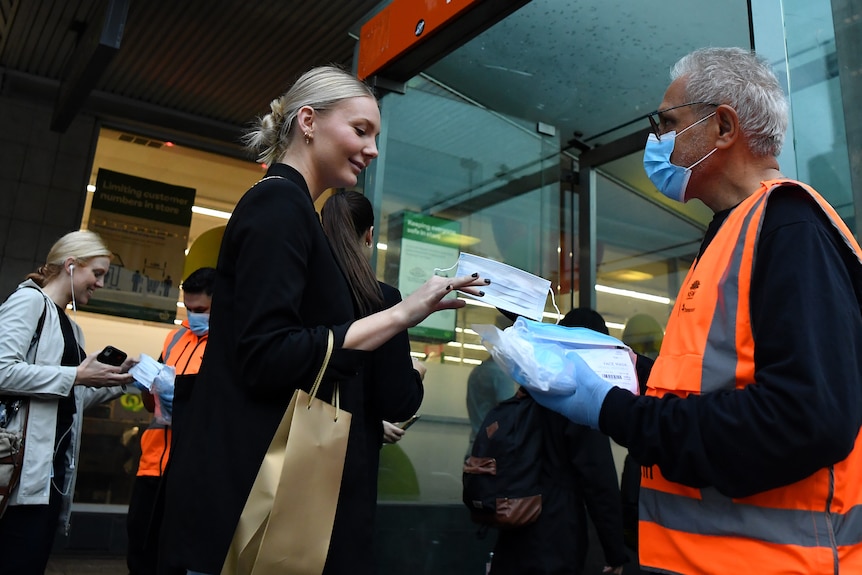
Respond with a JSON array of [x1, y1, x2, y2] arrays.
[[46, 555, 127, 574]]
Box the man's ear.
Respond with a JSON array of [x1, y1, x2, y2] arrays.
[[715, 104, 739, 149]]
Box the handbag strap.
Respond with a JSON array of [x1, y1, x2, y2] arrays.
[[0, 286, 47, 426], [1, 285, 48, 358], [29, 294, 48, 359], [307, 330, 334, 406]]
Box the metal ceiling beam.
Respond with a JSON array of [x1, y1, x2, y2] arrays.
[[358, 0, 531, 83], [4, 69, 247, 159], [0, 0, 21, 58], [51, 0, 129, 133]]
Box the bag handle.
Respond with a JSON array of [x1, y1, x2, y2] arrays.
[[307, 330, 334, 406], [307, 331, 343, 422]]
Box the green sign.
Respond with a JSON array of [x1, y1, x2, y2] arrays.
[[399, 212, 461, 342]]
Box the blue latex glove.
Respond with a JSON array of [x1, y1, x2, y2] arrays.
[[529, 351, 614, 429], [156, 391, 173, 420], [152, 364, 175, 423]]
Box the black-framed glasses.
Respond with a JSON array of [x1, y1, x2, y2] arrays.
[[647, 101, 720, 141]]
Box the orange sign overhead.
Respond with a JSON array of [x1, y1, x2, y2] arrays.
[[357, 0, 480, 80]]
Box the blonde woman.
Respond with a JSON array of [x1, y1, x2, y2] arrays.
[[0, 230, 133, 572], [160, 66, 487, 575]]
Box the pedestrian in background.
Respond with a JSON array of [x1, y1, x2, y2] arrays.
[[126, 266, 215, 575], [0, 230, 133, 573], [320, 190, 425, 446]]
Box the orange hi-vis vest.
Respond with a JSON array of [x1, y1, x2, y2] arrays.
[[640, 180, 862, 574], [136, 325, 207, 477]]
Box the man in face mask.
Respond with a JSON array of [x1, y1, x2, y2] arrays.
[[523, 47, 862, 574], [127, 266, 216, 575]]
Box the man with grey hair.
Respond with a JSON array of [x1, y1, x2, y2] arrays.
[[520, 47, 862, 573]]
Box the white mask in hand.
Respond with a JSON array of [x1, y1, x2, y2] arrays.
[[448, 252, 555, 322]]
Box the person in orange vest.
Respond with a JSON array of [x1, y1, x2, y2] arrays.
[[126, 266, 216, 575], [519, 47, 862, 574]]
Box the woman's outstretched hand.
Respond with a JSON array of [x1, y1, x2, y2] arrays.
[[396, 273, 489, 327], [343, 273, 488, 352]]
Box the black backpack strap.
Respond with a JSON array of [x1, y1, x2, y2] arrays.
[[21, 286, 48, 356], [0, 285, 47, 424], [2, 285, 49, 357], [30, 295, 48, 353]]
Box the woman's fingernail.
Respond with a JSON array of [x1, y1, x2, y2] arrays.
[[471, 272, 479, 278], [484, 278, 491, 284], [478, 291, 485, 297]]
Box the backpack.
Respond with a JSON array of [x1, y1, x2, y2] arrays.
[[462, 388, 544, 528]]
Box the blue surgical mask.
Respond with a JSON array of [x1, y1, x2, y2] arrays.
[[643, 112, 717, 202], [187, 311, 210, 336]]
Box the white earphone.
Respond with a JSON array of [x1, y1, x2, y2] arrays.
[[69, 263, 77, 312]]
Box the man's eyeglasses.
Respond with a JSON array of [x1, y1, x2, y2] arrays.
[[647, 101, 719, 141]]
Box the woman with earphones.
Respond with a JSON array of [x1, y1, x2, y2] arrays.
[[0, 230, 134, 573]]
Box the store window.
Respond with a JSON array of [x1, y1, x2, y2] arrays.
[[72, 127, 261, 506], [366, 0, 755, 500], [369, 76, 560, 503]]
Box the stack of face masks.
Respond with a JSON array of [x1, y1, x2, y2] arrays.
[[474, 317, 640, 396], [129, 354, 176, 424]]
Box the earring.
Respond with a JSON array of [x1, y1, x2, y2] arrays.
[[365, 241, 372, 248], [304, 132, 311, 145]]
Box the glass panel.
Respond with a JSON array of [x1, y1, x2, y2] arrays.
[[371, 77, 560, 504], [425, 0, 751, 148], [781, 0, 855, 226], [422, 0, 752, 349], [592, 157, 706, 347]]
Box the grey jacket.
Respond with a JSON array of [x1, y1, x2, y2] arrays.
[[0, 280, 121, 533]]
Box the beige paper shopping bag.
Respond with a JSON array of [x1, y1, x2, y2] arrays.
[[223, 330, 351, 575]]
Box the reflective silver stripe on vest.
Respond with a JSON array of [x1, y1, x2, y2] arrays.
[[163, 327, 188, 361], [639, 484, 862, 548], [700, 194, 768, 394]]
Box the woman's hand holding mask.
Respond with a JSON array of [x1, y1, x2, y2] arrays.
[[396, 273, 489, 327]]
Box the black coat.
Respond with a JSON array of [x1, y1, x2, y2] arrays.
[[491, 407, 628, 574], [160, 164, 422, 575]]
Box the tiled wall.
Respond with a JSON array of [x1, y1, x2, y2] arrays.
[[0, 91, 97, 298]]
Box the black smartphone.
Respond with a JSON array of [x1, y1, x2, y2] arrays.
[[397, 414, 420, 431], [96, 345, 127, 366]]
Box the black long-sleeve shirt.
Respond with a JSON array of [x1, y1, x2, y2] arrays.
[[600, 185, 862, 498]]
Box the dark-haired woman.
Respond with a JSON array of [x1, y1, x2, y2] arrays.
[[321, 190, 426, 447]]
